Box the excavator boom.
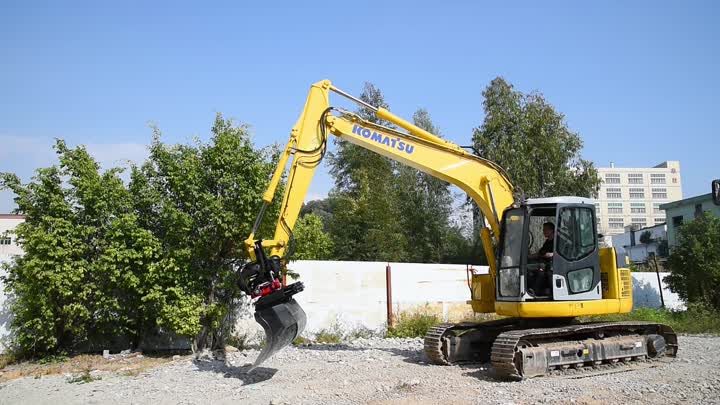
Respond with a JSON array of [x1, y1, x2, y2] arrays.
[[238, 80, 514, 368]]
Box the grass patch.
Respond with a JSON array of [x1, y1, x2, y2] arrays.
[[314, 328, 343, 344], [386, 311, 441, 338], [582, 305, 720, 334], [292, 336, 310, 346], [0, 353, 17, 370]]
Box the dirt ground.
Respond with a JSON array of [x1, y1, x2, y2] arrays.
[[1, 335, 719, 404]]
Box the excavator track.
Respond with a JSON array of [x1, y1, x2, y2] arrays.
[[424, 323, 455, 365], [423, 318, 525, 365], [423, 319, 677, 380], [490, 321, 678, 380]]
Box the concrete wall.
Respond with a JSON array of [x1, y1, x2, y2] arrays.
[[236, 261, 684, 338], [288, 261, 487, 333]]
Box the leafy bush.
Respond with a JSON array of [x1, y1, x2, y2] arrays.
[[386, 310, 441, 338], [292, 214, 334, 260], [665, 212, 720, 310]]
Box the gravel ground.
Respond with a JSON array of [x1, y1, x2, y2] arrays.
[[1, 335, 719, 404]]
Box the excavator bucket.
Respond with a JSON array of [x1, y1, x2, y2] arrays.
[[250, 297, 306, 371]]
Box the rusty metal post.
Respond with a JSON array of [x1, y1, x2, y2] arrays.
[[282, 271, 287, 287], [386, 263, 393, 328], [652, 255, 665, 308]]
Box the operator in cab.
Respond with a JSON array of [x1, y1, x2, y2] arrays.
[[530, 222, 555, 260], [527, 222, 555, 296]]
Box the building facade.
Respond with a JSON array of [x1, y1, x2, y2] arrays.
[[596, 161, 682, 236], [608, 223, 667, 265], [0, 214, 25, 352], [660, 193, 720, 247]]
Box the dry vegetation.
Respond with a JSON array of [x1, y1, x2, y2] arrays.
[[0, 352, 180, 383]]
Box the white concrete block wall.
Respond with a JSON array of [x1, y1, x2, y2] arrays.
[[280, 261, 683, 333], [285, 261, 489, 333], [632, 271, 684, 310]]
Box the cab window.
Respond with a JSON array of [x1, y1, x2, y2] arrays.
[[556, 207, 596, 261]]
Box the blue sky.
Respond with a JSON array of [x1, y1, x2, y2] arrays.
[[1, 1, 718, 213]]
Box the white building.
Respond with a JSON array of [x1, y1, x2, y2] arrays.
[[596, 161, 682, 236], [0, 214, 25, 351], [608, 223, 667, 265]]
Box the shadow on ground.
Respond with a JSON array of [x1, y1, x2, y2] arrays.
[[192, 360, 277, 384]]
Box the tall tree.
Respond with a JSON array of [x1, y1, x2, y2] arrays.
[[472, 77, 601, 199], [327, 82, 407, 261], [130, 113, 282, 351], [395, 109, 455, 262]]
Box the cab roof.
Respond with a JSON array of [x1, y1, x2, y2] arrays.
[[524, 196, 596, 205]]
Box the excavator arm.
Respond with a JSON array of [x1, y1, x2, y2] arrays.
[[238, 80, 515, 369]]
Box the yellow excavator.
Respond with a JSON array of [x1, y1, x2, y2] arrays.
[[237, 80, 677, 379]]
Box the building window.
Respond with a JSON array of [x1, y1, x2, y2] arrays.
[[672, 178, 678, 184], [695, 204, 703, 218], [606, 188, 622, 199], [654, 218, 665, 224], [0, 237, 11, 245], [652, 188, 667, 199], [631, 218, 647, 228], [650, 174, 666, 184], [653, 203, 663, 214], [605, 173, 621, 184], [629, 188, 645, 199], [672, 216, 684, 227], [628, 173, 644, 184], [607, 203, 623, 214], [608, 218, 624, 229], [630, 203, 646, 213]]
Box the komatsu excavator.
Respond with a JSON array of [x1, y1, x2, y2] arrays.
[[237, 80, 677, 379]]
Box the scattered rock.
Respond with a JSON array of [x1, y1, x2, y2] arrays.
[[0, 336, 717, 404]]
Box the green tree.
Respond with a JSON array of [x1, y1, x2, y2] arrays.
[[665, 213, 720, 310], [640, 230, 653, 245], [292, 214, 334, 260], [395, 108, 456, 263], [1, 141, 163, 356], [327, 82, 407, 261], [129, 113, 282, 351], [300, 198, 333, 231], [472, 77, 601, 199]]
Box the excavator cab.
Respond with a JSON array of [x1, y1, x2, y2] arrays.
[[496, 197, 602, 305]]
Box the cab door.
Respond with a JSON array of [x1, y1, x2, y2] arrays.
[[551, 204, 602, 301]]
